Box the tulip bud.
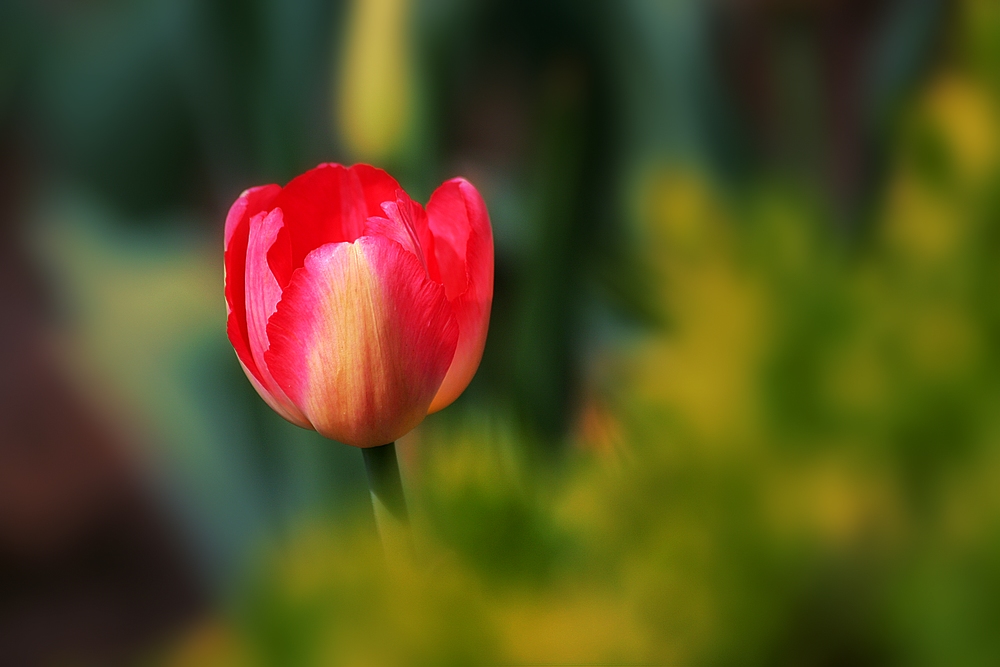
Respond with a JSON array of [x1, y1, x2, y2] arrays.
[[224, 163, 493, 448]]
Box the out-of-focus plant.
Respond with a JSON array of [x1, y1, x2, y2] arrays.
[[337, 0, 414, 162], [167, 3, 1000, 661]]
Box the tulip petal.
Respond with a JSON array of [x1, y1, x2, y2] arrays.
[[364, 190, 440, 282], [265, 236, 458, 447], [245, 208, 311, 428], [426, 178, 494, 412], [270, 163, 402, 286], [224, 184, 281, 387]]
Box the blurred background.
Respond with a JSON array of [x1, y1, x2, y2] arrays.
[[2, 0, 999, 664]]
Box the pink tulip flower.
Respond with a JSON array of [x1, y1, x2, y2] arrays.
[[225, 163, 493, 448]]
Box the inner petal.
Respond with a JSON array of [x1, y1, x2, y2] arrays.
[[365, 190, 440, 283], [271, 163, 403, 285]]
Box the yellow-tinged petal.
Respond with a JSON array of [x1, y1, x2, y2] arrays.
[[265, 237, 457, 447]]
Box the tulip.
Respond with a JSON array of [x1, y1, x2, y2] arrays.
[[224, 163, 493, 449]]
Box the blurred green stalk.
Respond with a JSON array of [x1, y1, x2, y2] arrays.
[[362, 442, 411, 561]]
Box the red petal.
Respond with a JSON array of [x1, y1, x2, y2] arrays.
[[265, 236, 458, 447], [269, 163, 401, 286], [425, 178, 494, 412], [224, 184, 281, 385], [245, 208, 311, 428], [363, 190, 440, 282]]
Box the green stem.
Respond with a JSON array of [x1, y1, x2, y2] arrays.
[[362, 442, 411, 559]]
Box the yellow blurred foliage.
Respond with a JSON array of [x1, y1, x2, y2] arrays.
[[923, 73, 998, 185], [763, 456, 906, 549], [631, 168, 768, 447], [883, 173, 964, 266], [337, 0, 414, 161]]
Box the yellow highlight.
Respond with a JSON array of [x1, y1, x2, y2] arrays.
[[883, 174, 963, 265], [305, 244, 397, 444], [299, 242, 440, 447], [632, 168, 768, 446], [337, 0, 413, 161], [924, 73, 998, 184]]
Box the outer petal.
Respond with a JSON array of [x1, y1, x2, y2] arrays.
[[244, 208, 311, 428], [265, 236, 458, 447], [224, 184, 281, 388], [426, 178, 494, 413], [269, 163, 402, 286]]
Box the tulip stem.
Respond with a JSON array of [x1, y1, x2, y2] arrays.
[[362, 442, 411, 559]]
